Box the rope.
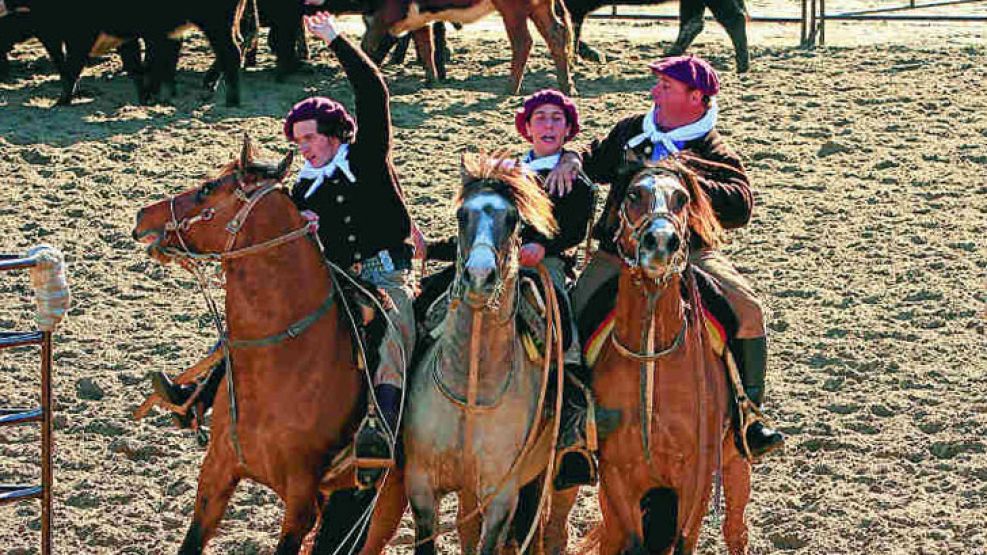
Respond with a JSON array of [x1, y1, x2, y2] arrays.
[[27, 245, 70, 332]]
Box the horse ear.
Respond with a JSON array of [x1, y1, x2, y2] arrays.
[[459, 152, 470, 184], [240, 133, 253, 169], [617, 148, 647, 179], [276, 150, 294, 181]]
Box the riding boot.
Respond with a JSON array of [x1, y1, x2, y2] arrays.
[[734, 337, 785, 458], [355, 383, 401, 489], [553, 363, 598, 491], [150, 357, 225, 431]]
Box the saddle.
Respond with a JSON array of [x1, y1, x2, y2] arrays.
[[331, 266, 392, 375], [413, 266, 574, 364]]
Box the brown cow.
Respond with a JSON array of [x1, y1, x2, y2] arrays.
[[362, 0, 576, 95]]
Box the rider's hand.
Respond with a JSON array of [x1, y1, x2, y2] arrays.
[[545, 152, 581, 197], [304, 12, 340, 44], [411, 225, 428, 260], [519, 243, 545, 267]]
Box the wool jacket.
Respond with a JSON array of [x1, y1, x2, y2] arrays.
[[290, 35, 413, 268]]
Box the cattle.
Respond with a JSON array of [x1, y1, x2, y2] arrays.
[[24, 0, 247, 106], [362, 0, 576, 94], [565, 0, 750, 72]]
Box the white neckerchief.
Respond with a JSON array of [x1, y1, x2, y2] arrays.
[[626, 99, 718, 155], [522, 151, 561, 172], [297, 143, 355, 199]]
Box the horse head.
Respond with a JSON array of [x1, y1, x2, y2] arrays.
[[132, 135, 294, 265], [454, 151, 556, 306], [615, 156, 724, 283]]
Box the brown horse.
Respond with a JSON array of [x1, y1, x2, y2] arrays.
[[361, 0, 576, 95], [131, 137, 406, 554], [584, 159, 751, 554], [402, 153, 577, 554]]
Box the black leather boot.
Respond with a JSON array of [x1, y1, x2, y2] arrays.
[[735, 337, 785, 458], [150, 358, 225, 431], [354, 384, 400, 489], [553, 365, 598, 491]]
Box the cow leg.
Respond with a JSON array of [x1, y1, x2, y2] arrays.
[[411, 26, 438, 86], [568, 0, 607, 63], [529, 0, 576, 95], [273, 5, 303, 81], [389, 34, 412, 66], [241, 0, 260, 68], [707, 0, 750, 72], [55, 33, 94, 105], [199, 21, 242, 106], [178, 445, 240, 554], [116, 39, 147, 104], [433, 22, 448, 81], [494, 7, 533, 95], [668, 0, 706, 56]]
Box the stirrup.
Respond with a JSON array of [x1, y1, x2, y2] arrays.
[[734, 396, 783, 462], [554, 445, 598, 490], [353, 413, 395, 490]]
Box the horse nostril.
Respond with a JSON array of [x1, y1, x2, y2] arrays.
[[483, 269, 497, 288]]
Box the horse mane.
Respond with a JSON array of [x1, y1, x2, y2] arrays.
[[653, 157, 725, 249], [456, 150, 558, 239]]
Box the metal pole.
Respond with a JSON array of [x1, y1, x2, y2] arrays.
[[820, 0, 826, 45], [801, 0, 808, 44], [41, 331, 52, 555]]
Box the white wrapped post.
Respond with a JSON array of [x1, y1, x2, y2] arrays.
[[26, 245, 71, 332]]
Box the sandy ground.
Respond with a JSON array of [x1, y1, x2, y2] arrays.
[[0, 4, 985, 554]]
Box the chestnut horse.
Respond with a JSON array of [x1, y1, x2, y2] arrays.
[[584, 159, 751, 554], [361, 0, 576, 95], [402, 153, 576, 554], [132, 137, 406, 554]]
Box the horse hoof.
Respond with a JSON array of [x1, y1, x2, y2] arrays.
[[578, 43, 606, 64], [736, 60, 751, 73]]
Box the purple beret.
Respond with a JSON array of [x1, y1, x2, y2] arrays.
[[647, 55, 720, 97], [283, 96, 357, 142], [514, 89, 580, 143]]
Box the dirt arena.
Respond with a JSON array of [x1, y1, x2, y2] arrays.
[[0, 5, 985, 553]]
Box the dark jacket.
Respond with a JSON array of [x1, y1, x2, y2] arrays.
[[290, 35, 413, 268], [578, 113, 753, 253], [520, 150, 595, 260]]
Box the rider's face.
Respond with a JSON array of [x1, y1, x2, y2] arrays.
[[651, 74, 704, 128], [525, 104, 571, 158], [292, 119, 340, 168]]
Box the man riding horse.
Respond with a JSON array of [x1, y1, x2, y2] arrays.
[[552, 55, 785, 459], [151, 12, 417, 488], [420, 89, 598, 491]]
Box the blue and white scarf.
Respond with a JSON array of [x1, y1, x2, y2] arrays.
[[297, 143, 355, 199], [626, 99, 718, 161]]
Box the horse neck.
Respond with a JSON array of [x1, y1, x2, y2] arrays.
[[613, 268, 686, 355], [441, 271, 519, 391], [222, 199, 332, 340]]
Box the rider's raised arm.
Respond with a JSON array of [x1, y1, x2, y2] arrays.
[[330, 35, 392, 161]]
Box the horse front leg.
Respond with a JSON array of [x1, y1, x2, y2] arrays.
[[597, 469, 641, 555], [542, 486, 579, 555], [410, 26, 438, 86], [274, 477, 322, 554], [721, 439, 751, 555], [407, 468, 439, 555], [178, 445, 241, 554], [478, 482, 520, 555], [457, 489, 482, 555]]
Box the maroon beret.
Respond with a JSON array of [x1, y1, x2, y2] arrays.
[[514, 89, 581, 143], [647, 55, 720, 97], [283, 96, 356, 142]]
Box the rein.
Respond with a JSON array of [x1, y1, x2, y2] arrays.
[[156, 174, 329, 465]]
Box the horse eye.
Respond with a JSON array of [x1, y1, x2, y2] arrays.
[[197, 182, 215, 202], [627, 190, 640, 203], [671, 190, 689, 212]]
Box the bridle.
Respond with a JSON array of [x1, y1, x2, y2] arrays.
[[450, 187, 522, 315], [159, 171, 317, 263], [613, 169, 691, 286]]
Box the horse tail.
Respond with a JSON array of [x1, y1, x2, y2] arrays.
[[573, 524, 603, 554]]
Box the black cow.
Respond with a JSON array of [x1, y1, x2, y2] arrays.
[[26, 0, 247, 106], [0, 0, 38, 79], [565, 0, 750, 72]]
